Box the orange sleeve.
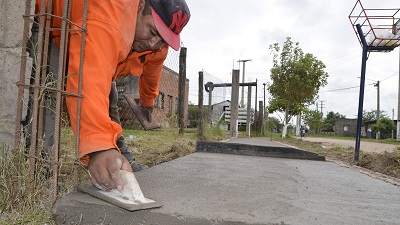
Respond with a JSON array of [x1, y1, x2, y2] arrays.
[[139, 45, 169, 107], [65, 20, 127, 162]]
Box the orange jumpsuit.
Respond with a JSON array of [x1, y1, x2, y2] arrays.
[[35, 0, 168, 164]]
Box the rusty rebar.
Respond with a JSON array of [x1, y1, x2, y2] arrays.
[[51, 0, 72, 203], [27, 0, 48, 197], [37, 0, 54, 157], [73, 0, 89, 188]]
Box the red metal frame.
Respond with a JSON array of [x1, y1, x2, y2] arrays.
[[349, 0, 400, 50]]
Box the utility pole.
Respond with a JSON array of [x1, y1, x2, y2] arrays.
[[320, 100, 325, 116], [237, 59, 251, 108], [374, 81, 380, 139], [262, 83, 267, 135]]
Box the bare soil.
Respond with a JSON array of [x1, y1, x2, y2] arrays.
[[278, 137, 400, 183], [302, 137, 398, 153]]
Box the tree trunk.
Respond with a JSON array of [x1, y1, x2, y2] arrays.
[[282, 104, 290, 138]]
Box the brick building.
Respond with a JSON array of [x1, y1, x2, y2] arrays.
[[116, 66, 189, 128]]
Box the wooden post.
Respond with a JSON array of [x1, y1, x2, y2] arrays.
[[231, 70, 240, 138], [178, 47, 187, 134], [254, 79, 258, 130], [259, 101, 264, 135], [246, 85, 251, 137], [198, 71, 204, 140]]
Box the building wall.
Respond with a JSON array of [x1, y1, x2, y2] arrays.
[[116, 66, 189, 127], [0, 0, 33, 150], [333, 118, 358, 136]]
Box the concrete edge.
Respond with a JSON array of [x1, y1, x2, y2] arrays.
[[196, 141, 326, 161]]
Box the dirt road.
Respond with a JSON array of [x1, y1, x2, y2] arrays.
[[301, 137, 399, 153]]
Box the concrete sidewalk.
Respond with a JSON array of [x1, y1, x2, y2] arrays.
[[53, 138, 400, 225]]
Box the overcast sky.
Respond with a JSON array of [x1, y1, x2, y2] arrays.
[[173, 0, 400, 121]]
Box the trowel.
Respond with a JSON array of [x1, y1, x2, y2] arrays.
[[78, 170, 162, 211], [123, 94, 161, 130]]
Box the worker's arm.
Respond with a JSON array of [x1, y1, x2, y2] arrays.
[[139, 45, 169, 108], [65, 20, 132, 190]]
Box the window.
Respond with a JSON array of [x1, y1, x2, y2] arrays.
[[343, 125, 349, 131]]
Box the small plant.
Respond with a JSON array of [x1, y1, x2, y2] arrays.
[[0, 141, 53, 224]]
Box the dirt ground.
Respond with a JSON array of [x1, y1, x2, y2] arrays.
[[301, 137, 398, 153], [294, 136, 400, 183]]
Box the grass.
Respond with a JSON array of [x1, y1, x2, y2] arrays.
[[0, 141, 54, 224]]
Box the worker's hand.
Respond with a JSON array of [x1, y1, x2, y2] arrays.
[[88, 149, 132, 191], [141, 105, 154, 123]]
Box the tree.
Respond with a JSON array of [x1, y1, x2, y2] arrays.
[[302, 109, 323, 134], [362, 109, 388, 125], [267, 37, 328, 137], [266, 116, 283, 133], [371, 117, 395, 139], [321, 111, 346, 132]]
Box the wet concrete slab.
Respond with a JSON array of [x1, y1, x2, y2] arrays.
[[52, 138, 400, 225]]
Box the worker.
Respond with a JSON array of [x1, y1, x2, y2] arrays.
[[29, 0, 191, 191]]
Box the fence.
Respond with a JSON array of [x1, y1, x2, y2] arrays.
[[12, 0, 185, 207]]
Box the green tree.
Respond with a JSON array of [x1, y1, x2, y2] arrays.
[[302, 109, 323, 134], [267, 37, 328, 137], [187, 104, 199, 127], [266, 116, 283, 133], [321, 111, 346, 132], [371, 117, 395, 139], [361, 109, 387, 125]]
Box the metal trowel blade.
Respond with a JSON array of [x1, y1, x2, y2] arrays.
[[78, 170, 162, 211]]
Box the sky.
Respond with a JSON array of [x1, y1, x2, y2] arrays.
[[168, 0, 400, 122]]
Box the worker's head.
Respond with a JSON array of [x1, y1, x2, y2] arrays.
[[133, 0, 190, 52]]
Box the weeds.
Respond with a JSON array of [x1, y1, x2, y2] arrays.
[[0, 141, 53, 224], [278, 136, 400, 179]]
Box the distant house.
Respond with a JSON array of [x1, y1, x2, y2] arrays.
[[116, 66, 189, 127], [333, 118, 361, 137], [208, 100, 254, 128], [364, 119, 397, 139], [209, 100, 231, 125]]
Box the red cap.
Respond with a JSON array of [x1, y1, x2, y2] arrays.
[[149, 0, 190, 51]]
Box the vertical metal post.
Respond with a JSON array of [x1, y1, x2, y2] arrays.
[[231, 70, 240, 138], [198, 71, 204, 140], [178, 47, 187, 134], [375, 80, 380, 139], [355, 24, 368, 161], [392, 108, 394, 139], [397, 48, 400, 141]]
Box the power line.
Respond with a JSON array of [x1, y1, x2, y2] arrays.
[[320, 83, 374, 93]]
